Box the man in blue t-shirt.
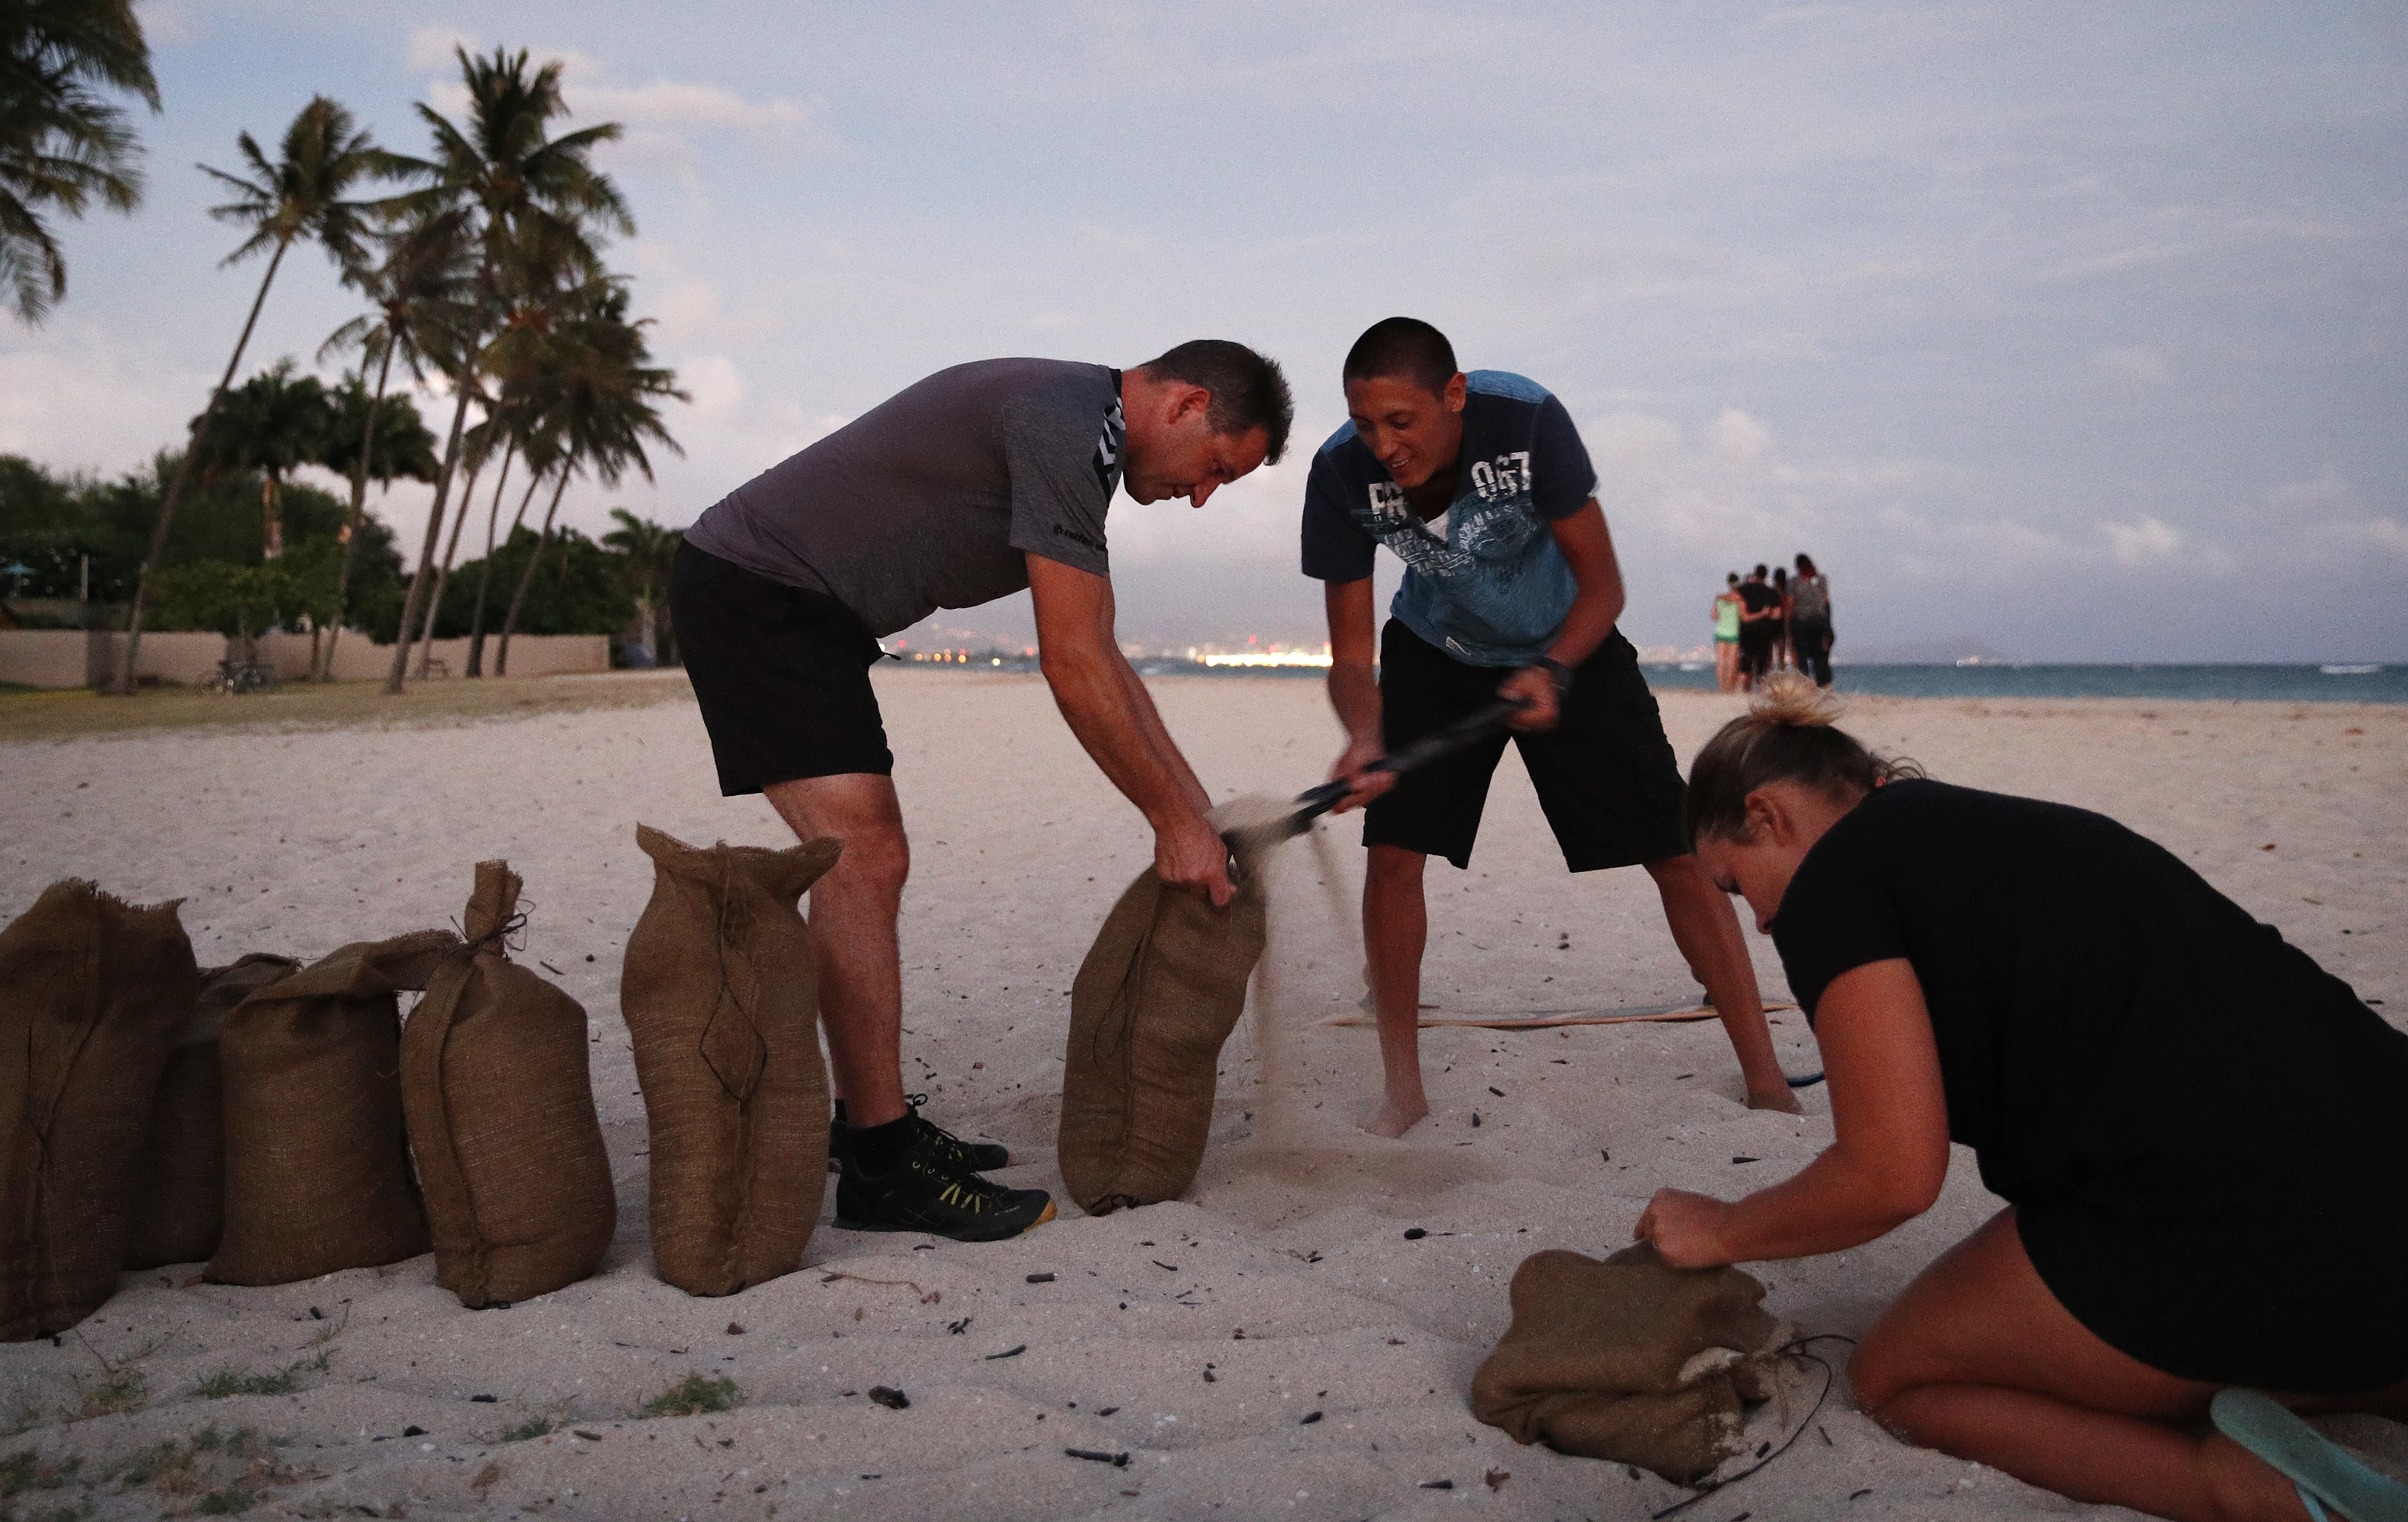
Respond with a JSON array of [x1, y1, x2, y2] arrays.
[[1302, 318, 1800, 1135]]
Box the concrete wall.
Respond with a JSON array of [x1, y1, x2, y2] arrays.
[[0, 628, 612, 688]]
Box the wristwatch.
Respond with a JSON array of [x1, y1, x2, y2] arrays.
[[1529, 655, 1573, 693]]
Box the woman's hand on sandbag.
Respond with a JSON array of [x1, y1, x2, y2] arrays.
[[1157, 809, 1236, 906], [1327, 737, 1396, 815], [1634, 1188, 1736, 1269]]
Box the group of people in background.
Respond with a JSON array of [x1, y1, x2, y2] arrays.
[[1712, 554, 1832, 692]]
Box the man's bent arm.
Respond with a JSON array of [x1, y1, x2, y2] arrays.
[[1323, 577, 1391, 811], [1325, 577, 1381, 751], [1496, 500, 1626, 731], [1028, 553, 1231, 902], [1541, 500, 1625, 671]]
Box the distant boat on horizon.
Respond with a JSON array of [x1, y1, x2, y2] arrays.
[[2321, 663, 2382, 675]]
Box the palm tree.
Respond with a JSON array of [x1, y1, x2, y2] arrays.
[[602, 507, 679, 666], [379, 46, 630, 696], [496, 288, 684, 676], [0, 0, 157, 323], [114, 95, 402, 694], [312, 208, 465, 677], [190, 359, 333, 560]]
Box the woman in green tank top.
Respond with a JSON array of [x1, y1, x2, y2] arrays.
[[1711, 572, 1744, 691]]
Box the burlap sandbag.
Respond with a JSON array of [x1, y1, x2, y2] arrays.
[[207, 930, 457, 1286], [1470, 1243, 1782, 1484], [622, 825, 841, 1297], [402, 861, 615, 1309], [124, 953, 300, 1270], [0, 881, 198, 1340], [1058, 854, 1268, 1216]]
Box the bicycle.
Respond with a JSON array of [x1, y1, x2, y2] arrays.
[[198, 656, 276, 695]]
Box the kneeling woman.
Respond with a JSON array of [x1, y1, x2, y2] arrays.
[[1637, 677, 2408, 1522]]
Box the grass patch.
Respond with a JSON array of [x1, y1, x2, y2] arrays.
[[636, 1375, 740, 1419], [191, 1369, 295, 1401], [497, 1417, 555, 1443], [192, 1486, 254, 1514], [1, 1448, 81, 1498], [77, 1368, 146, 1420], [113, 1427, 290, 1515], [191, 1350, 326, 1402], [0, 670, 695, 744]]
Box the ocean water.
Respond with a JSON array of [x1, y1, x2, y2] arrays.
[[1639, 663, 2406, 704]]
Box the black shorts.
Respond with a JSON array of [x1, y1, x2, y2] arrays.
[[1362, 620, 1691, 872], [1737, 628, 1774, 678], [669, 542, 893, 795]]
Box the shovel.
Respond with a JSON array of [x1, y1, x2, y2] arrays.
[[1222, 697, 1529, 854]]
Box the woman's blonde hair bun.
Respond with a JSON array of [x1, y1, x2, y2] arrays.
[[1748, 670, 1846, 728]]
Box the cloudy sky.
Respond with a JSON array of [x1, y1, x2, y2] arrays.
[[5, 1, 2403, 660]]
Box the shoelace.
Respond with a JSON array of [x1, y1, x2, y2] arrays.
[[904, 1094, 984, 1156]]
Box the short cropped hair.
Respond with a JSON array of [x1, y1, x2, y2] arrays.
[[1143, 340, 1295, 464], [1342, 317, 1458, 395]]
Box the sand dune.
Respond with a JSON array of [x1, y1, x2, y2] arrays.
[[2, 673, 2401, 1520]]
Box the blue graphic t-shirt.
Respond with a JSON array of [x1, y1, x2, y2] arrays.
[[1299, 371, 1597, 667]]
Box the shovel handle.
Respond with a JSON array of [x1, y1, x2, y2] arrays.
[[1284, 696, 1528, 830]]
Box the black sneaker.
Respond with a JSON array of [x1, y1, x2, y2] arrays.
[[828, 1096, 1011, 1174], [833, 1145, 1056, 1242]]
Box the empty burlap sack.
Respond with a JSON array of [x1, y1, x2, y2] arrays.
[[1, 881, 198, 1340], [1058, 847, 1268, 1216], [208, 930, 457, 1286], [1471, 1243, 1782, 1484], [402, 861, 615, 1308], [124, 953, 300, 1270], [622, 825, 841, 1296]]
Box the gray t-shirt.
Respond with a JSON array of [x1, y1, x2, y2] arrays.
[[684, 359, 1124, 636]]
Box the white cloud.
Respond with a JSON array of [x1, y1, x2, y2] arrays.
[[1703, 408, 1775, 463], [134, 2, 196, 47], [419, 48, 842, 173], [679, 354, 745, 416], [2094, 346, 2168, 382], [407, 26, 477, 72], [650, 280, 721, 342], [2103, 515, 2184, 564]]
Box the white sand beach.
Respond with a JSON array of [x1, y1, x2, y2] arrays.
[[3, 671, 2402, 1521]]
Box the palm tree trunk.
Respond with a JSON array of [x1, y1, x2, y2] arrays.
[[317, 335, 395, 680], [496, 468, 569, 677], [384, 353, 482, 695], [116, 237, 291, 695], [414, 451, 495, 679], [261, 474, 282, 560], [468, 460, 542, 676]]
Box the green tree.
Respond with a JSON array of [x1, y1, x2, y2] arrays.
[[114, 95, 403, 693], [379, 46, 630, 695], [0, 0, 156, 323], [189, 358, 334, 560], [496, 284, 683, 675], [602, 506, 679, 665], [314, 208, 463, 676]]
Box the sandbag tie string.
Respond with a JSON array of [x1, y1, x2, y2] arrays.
[[1649, 1333, 1856, 1519], [452, 910, 530, 958]]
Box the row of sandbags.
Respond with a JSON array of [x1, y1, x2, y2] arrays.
[[0, 862, 615, 1341], [4, 810, 1252, 1336]]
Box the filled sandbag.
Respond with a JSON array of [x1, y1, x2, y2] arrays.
[[124, 953, 300, 1270], [1470, 1243, 1782, 1484], [207, 930, 457, 1286], [0, 881, 198, 1340], [622, 825, 841, 1296], [1057, 849, 1268, 1216], [402, 861, 615, 1309]]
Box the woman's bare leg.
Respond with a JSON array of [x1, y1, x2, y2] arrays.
[[1855, 1206, 2405, 1521]]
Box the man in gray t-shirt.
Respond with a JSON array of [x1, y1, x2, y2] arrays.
[[668, 339, 1293, 1242]]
